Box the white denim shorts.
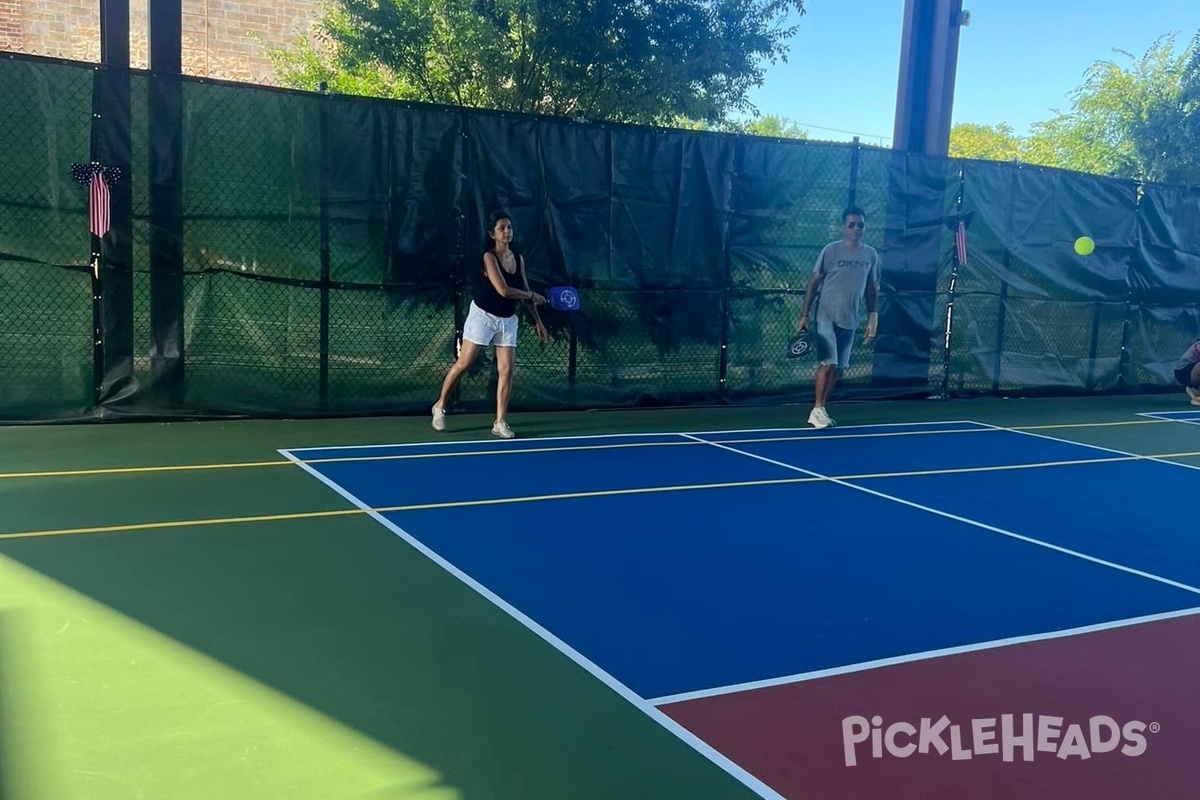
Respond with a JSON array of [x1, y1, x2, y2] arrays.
[[462, 301, 518, 348]]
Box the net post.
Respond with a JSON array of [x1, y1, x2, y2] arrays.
[[1118, 284, 1136, 392], [938, 248, 958, 399], [317, 81, 331, 407], [1086, 301, 1103, 391], [1117, 184, 1144, 393], [450, 116, 469, 409], [991, 276, 1009, 393], [93, 0, 134, 414], [937, 164, 966, 399]]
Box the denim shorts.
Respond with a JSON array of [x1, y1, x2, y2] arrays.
[[815, 319, 855, 369], [462, 301, 518, 347]]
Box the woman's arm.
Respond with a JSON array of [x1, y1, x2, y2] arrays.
[[519, 256, 549, 342], [519, 256, 546, 316]]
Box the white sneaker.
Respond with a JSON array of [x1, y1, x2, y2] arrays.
[[807, 407, 832, 429], [1187, 387, 1200, 407], [491, 420, 515, 439], [431, 404, 446, 431]]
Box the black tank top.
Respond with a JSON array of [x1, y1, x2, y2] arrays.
[[473, 249, 519, 318]]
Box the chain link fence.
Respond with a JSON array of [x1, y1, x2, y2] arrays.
[[3, 52, 1200, 422], [0, 58, 96, 419]]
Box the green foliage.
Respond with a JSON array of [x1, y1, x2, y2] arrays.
[[674, 113, 808, 138], [740, 114, 808, 139], [1175, 32, 1200, 181], [270, 0, 806, 127], [1049, 34, 1194, 183], [953, 34, 1200, 186], [948, 123, 1021, 162], [269, 40, 410, 100]]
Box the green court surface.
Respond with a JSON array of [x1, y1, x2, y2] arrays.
[[2, 395, 1199, 800]]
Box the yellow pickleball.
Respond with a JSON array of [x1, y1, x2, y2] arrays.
[[1074, 236, 1095, 256]]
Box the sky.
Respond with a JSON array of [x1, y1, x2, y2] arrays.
[[743, 0, 1200, 147]]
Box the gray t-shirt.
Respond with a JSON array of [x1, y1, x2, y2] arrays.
[[813, 240, 881, 328]]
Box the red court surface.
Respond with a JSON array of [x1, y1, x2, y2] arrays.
[[660, 611, 1200, 799]]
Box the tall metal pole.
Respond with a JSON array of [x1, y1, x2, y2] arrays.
[[147, 0, 185, 406], [893, 0, 968, 157], [94, 0, 134, 413]]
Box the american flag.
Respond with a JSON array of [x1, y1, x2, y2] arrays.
[[954, 216, 968, 266], [71, 162, 121, 239]]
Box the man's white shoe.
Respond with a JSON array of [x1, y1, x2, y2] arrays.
[[431, 404, 446, 431], [807, 407, 832, 429], [1187, 387, 1200, 407], [492, 420, 515, 439]]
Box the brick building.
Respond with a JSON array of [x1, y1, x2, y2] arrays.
[[0, 0, 323, 85]]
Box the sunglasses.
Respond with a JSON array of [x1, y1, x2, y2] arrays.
[[846, 222, 865, 229]]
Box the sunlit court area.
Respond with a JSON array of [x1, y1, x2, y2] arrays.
[[3, 0, 1200, 798]]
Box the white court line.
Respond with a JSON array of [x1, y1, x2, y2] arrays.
[[287, 431, 681, 453], [284, 419, 988, 454], [277, 447, 786, 800], [1019, 419, 1165, 430], [276, 448, 1200, 519], [678, 433, 1200, 598], [1136, 411, 1200, 424], [1132, 412, 1200, 419], [296, 426, 1002, 466], [691, 419, 986, 435], [648, 606, 1200, 706], [973, 420, 1200, 473]]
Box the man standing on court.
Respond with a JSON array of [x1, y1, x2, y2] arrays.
[[797, 206, 880, 429]]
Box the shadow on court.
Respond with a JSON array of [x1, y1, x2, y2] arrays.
[[0, 513, 748, 800]]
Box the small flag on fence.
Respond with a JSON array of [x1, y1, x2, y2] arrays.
[[71, 162, 122, 239], [954, 216, 968, 266]]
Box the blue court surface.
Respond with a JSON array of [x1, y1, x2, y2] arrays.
[[283, 420, 1200, 704]]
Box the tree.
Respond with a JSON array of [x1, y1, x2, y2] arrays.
[[1019, 35, 1200, 185], [947, 35, 1200, 186], [949, 123, 1021, 161], [1019, 112, 1131, 177], [1178, 32, 1200, 180], [667, 113, 807, 138], [741, 114, 808, 139], [271, 0, 806, 127]]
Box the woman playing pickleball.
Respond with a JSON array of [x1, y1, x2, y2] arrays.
[[431, 211, 549, 439]]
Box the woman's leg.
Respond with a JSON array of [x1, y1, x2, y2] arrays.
[[432, 340, 482, 428], [494, 345, 515, 424]]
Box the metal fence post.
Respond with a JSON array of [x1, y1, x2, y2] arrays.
[[317, 82, 331, 406], [848, 136, 860, 207]]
